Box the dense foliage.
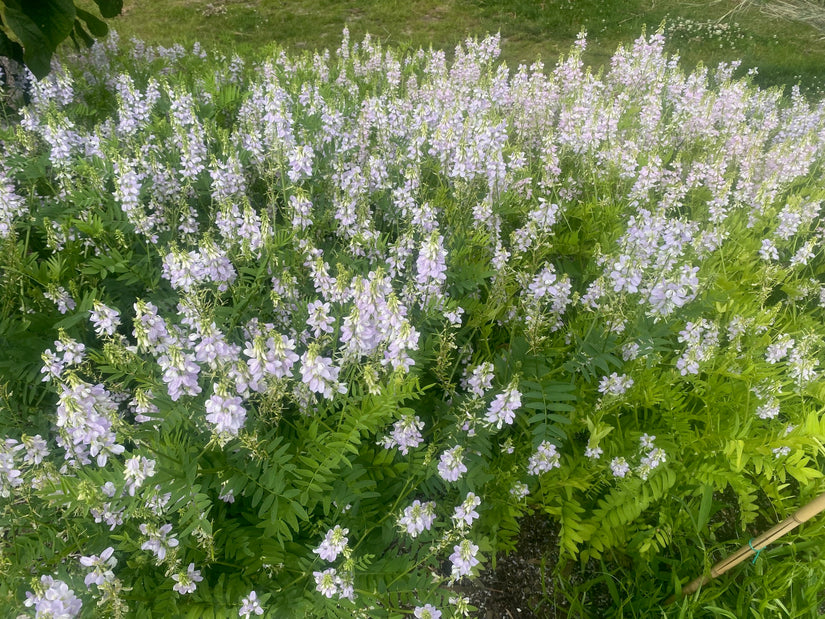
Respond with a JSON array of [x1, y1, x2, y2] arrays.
[[0, 0, 122, 78], [1, 30, 825, 617]]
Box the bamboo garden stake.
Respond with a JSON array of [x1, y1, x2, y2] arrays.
[[667, 490, 825, 604]]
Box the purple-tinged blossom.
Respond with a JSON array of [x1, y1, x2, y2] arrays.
[[172, 563, 203, 594], [79, 547, 116, 588], [157, 348, 202, 401], [124, 455, 156, 496], [45, 285, 76, 314], [313, 525, 349, 562], [0, 440, 23, 497], [300, 350, 347, 399], [610, 457, 631, 478], [452, 492, 481, 528], [527, 441, 561, 475], [449, 539, 480, 579], [0, 166, 27, 239], [139, 522, 179, 561], [414, 604, 442, 619], [485, 383, 521, 428], [239, 591, 264, 617], [205, 388, 247, 437], [598, 373, 634, 396], [766, 334, 794, 364], [307, 300, 335, 337], [464, 361, 494, 398], [24, 575, 82, 618], [21, 434, 49, 466], [398, 500, 437, 537], [314, 568, 339, 598], [90, 301, 121, 337], [56, 381, 124, 467], [438, 445, 468, 482], [382, 413, 424, 455]]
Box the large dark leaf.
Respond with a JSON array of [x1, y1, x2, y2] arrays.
[[75, 8, 107, 37], [0, 0, 76, 78], [91, 0, 123, 19]]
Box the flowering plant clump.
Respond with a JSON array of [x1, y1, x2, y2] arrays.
[[2, 27, 825, 617]]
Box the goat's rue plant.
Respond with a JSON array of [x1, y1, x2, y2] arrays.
[[2, 28, 825, 618]]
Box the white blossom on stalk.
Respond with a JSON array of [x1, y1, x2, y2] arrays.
[[313, 525, 349, 562], [414, 604, 442, 619], [313, 568, 339, 598], [449, 539, 480, 579], [24, 575, 82, 618], [239, 591, 264, 617], [452, 492, 481, 528], [124, 455, 156, 496], [300, 349, 347, 399], [527, 441, 561, 475], [398, 500, 436, 537], [382, 413, 424, 455], [79, 547, 117, 587], [172, 563, 203, 594], [205, 387, 247, 437], [437, 446, 468, 482], [485, 382, 521, 428], [139, 522, 179, 561], [90, 301, 121, 336]]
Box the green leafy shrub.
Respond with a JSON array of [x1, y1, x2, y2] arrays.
[[1, 28, 825, 618]]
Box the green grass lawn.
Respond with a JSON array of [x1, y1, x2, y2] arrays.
[[89, 0, 825, 95]]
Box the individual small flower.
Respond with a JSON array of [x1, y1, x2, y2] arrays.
[[527, 441, 561, 475], [300, 349, 347, 399], [313, 525, 349, 562], [465, 361, 494, 398], [172, 563, 203, 594], [205, 388, 247, 437], [40, 349, 64, 382], [124, 455, 156, 496], [140, 522, 179, 561], [79, 546, 117, 587], [398, 500, 437, 537], [21, 434, 49, 466], [621, 341, 641, 361], [773, 446, 791, 458], [382, 413, 424, 455], [452, 492, 481, 528], [598, 372, 634, 396], [610, 457, 631, 478], [437, 445, 468, 482], [449, 539, 480, 579], [766, 335, 794, 364], [756, 398, 780, 420], [239, 590, 264, 617], [414, 604, 442, 619], [45, 285, 76, 314], [585, 445, 603, 459], [307, 300, 335, 337], [759, 238, 779, 261], [314, 568, 338, 598], [485, 383, 522, 428], [639, 434, 656, 449], [510, 481, 529, 500], [90, 301, 121, 337], [54, 336, 85, 366], [24, 575, 82, 618], [449, 595, 472, 617]]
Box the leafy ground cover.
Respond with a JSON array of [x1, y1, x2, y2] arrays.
[[4, 5, 825, 619]]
